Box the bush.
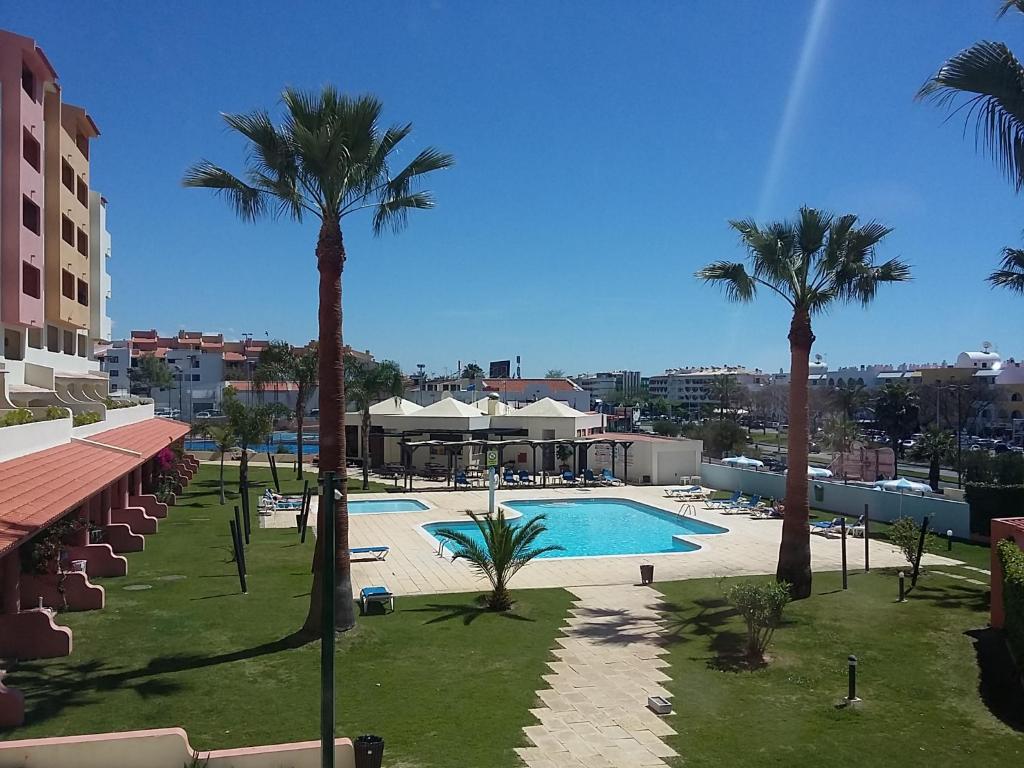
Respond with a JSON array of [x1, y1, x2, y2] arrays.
[[44, 406, 69, 420], [965, 484, 1024, 536], [652, 420, 681, 437], [994, 453, 1024, 486], [275, 444, 291, 454], [73, 411, 102, 427], [726, 580, 791, 660], [104, 397, 135, 410], [888, 517, 934, 568], [997, 539, 1024, 673], [0, 408, 35, 427], [696, 420, 748, 459]]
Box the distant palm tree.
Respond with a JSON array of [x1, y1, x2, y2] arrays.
[[254, 341, 319, 479], [346, 358, 404, 490], [831, 380, 867, 420], [206, 424, 236, 504], [989, 247, 1024, 293], [874, 382, 920, 478], [697, 207, 910, 599], [222, 387, 277, 495], [910, 427, 956, 491], [434, 511, 563, 610], [461, 362, 484, 380], [185, 86, 453, 634]]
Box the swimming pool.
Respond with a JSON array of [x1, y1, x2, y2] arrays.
[[349, 499, 428, 514], [423, 498, 727, 558]]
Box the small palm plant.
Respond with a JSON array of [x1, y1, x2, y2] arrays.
[[206, 425, 237, 504], [434, 511, 563, 611]]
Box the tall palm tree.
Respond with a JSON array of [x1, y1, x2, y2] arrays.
[[831, 380, 867, 420], [696, 207, 910, 598], [346, 358, 404, 490], [206, 424, 236, 504], [990, 247, 1024, 292], [254, 341, 319, 479], [434, 511, 563, 610], [910, 427, 955, 491], [874, 382, 920, 478], [184, 87, 453, 634]]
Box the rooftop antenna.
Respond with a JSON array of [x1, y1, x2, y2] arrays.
[[982, 341, 992, 352], [516, 355, 521, 379]]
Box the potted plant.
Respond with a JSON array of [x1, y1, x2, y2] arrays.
[[555, 444, 573, 473]]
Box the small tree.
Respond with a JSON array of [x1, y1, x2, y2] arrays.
[[204, 425, 236, 504], [222, 386, 280, 492], [652, 420, 681, 437], [545, 368, 566, 379], [700, 420, 748, 459], [909, 427, 955, 491], [888, 517, 934, 569], [726, 580, 791, 660], [347, 358, 404, 489], [461, 362, 484, 380], [254, 341, 319, 479], [129, 355, 174, 397], [434, 511, 563, 610], [555, 444, 574, 471]]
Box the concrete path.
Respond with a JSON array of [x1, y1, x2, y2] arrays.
[[516, 585, 678, 767]]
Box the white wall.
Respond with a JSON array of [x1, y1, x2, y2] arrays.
[[0, 417, 73, 462], [700, 462, 972, 537]]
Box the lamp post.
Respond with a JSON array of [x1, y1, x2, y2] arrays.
[[187, 353, 197, 423], [940, 383, 969, 488]]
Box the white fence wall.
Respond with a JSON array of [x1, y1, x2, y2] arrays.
[[700, 462, 972, 538]]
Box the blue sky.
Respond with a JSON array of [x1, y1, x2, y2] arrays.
[[5, 1, 1022, 377]]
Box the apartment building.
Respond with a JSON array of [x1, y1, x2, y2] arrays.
[[574, 370, 644, 405], [648, 366, 769, 408]]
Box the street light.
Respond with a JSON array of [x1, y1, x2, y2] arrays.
[[170, 363, 183, 418], [938, 382, 970, 488]]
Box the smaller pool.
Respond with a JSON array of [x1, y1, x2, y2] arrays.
[[349, 499, 428, 514]]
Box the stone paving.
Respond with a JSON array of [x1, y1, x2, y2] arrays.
[[516, 584, 678, 767]]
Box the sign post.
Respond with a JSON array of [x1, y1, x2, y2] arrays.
[[487, 449, 498, 515]]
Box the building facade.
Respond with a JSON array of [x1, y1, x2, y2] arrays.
[[574, 370, 644, 406], [648, 366, 769, 411]]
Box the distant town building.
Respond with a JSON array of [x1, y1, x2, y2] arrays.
[[573, 370, 644, 406], [648, 366, 769, 411], [406, 375, 590, 411]]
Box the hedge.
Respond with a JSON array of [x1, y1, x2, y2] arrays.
[[964, 484, 1024, 536], [997, 539, 1024, 673]]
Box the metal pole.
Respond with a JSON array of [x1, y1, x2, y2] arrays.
[[956, 387, 963, 488], [233, 507, 247, 574], [847, 655, 859, 702], [320, 472, 336, 768], [488, 466, 496, 516], [840, 517, 848, 589], [863, 504, 870, 572]]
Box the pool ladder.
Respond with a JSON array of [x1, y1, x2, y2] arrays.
[[678, 504, 696, 517]]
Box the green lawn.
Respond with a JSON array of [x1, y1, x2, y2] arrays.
[[657, 571, 1023, 767], [4, 467, 572, 767]]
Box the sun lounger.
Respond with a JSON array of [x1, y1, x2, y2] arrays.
[[750, 507, 784, 520], [849, 515, 866, 538], [351, 546, 389, 561], [810, 518, 844, 537], [455, 471, 472, 489], [518, 470, 534, 484], [721, 495, 762, 514], [583, 468, 601, 485], [360, 585, 394, 614], [601, 469, 623, 486], [708, 491, 742, 508], [503, 470, 519, 486], [561, 471, 577, 485]]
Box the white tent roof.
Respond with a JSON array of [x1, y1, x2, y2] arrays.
[[471, 397, 517, 415], [410, 397, 487, 418], [513, 397, 586, 418], [369, 397, 423, 416]]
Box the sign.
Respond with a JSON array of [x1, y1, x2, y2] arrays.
[[489, 360, 511, 378], [486, 450, 498, 468]]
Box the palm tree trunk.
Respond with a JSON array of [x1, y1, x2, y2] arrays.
[[219, 452, 226, 505], [302, 218, 355, 636], [777, 308, 814, 600], [929, 455, 940, 491], [362, 408, 371, 490], [295, 393, 305, 480]]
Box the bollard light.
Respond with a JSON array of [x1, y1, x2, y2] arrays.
[[898, 571, 906, 602], [847, 654, 860, 703], [946, 529, 954, 551]]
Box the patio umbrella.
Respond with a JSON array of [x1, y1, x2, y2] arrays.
[[722, 455, 765, 468], [874, 477, 932, 516], [783, 466, 834, 478]]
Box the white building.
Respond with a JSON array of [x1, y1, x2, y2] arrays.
[[648, 366, 769, 409], [574, 370, 643, 406], [87, 191, 112, 345], [406, 376, 590, 411]]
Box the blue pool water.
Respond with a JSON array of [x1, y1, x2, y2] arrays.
[[350, 499, 428, 514], [186, 431, 320, 455], [424, 498, 727, 558]]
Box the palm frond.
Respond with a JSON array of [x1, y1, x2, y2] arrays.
[[695, 261, 756, 302], [917, 41, 1024, 190], [998, 0, 1024, 19], [182, 162, 266, 221], [372, 192, 435, 235], [989, 246, 1024, 293]]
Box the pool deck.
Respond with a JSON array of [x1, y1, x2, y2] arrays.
[[264, 484, 961, 596]]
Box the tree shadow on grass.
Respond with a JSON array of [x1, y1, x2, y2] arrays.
[[906, 581, 989, 612], [407, 600, 535, 626], [965, 627, 1024, 732]]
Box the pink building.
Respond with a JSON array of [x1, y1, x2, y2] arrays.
[[0, 30, 55, 344]]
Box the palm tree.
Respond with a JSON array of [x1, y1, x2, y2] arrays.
[[184, 87, 453, 634], [222, 387, 277, 495], [821, 415, 860, 457], [990, 247, 1024, 293], [831, 380, 867, 420], [254, 341, 319, 479], [434, 511, 563, 610], [910, 427, 955, 491], [696, 207, 910, 598], [206, 424, 236, 504], [874, 382, 920, 478], [461, 362, 484, 380], [346, 358, 404, 490]]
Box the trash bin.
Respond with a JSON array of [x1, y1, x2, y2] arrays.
[[640, 564, 655, 585], [71, 560, 87, 573], [354, 734, 384, 768]]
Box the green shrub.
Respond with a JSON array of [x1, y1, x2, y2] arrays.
[[104, 397, 135, 409], [652, 420, 681, 437], [275, 444, 291, 454], [888, 517, 934, 568], [965, 484, 1024, 536], [73, 411, 102, 427], [44, 406, 70, 420], [725, 580, 791, 660], [0, 408, 36, 427], [997, 539, 1024, 672]]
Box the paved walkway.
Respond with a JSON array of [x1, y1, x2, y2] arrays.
[[517, 585, 677, 767]]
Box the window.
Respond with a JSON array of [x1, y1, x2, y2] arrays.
[[77, 336, 88, 358], [76, 132, 89, 159], [63, 330, 75, 355], [46, 325, 59, 352], [77, 228, 89, 257], [109, 369, 119, 378], [61, 215, 74, 244], [191, 374, 201, 382], [191, 357, 200, 368], [108, 355, 119, 364], [110, 383, 118, 393], [21, 64, 36, 99], [61, 269, 75, 299], [23, 129, 41, 171], [27, 328, 42, 349], [76, 177, 89, 207], [22, 262, 41, 299], [23, 196, 41, 235], [61, 160, 74, 191], [77, 278, 89, 306]]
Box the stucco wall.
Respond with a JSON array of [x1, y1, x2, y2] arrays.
[[990, 517, 1024, 629], [700, 462, 972, 537], [0, 416, 72, 462]]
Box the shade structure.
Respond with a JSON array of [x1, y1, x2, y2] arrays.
[[722, 455, 764, 468], [875, 477, 932, 494], [784, 466, 833, 478]]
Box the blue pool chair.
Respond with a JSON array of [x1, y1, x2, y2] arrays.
[[503, 469, 519, 486], [351, 545, 389, 561], [561, 471, 577, 485], [518, 470, 534, 484], [583, 468, 599, 485], [360, 585, 394, 614], [810, 518, 843, 537], [709, 491, 742, 508], [601, 468, 623, 486], [455, 471, 471, 489]]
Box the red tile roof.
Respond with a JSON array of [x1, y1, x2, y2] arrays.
[[0, 419, 190, 557], [228, 381, 298, 392], [482, 378, 579, 393]]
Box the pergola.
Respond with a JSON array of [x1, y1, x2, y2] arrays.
[[395, 431, 635, 491]]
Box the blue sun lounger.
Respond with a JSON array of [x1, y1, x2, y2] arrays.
[[360, 585, 394, 614], [351, 546, 389, 561]]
